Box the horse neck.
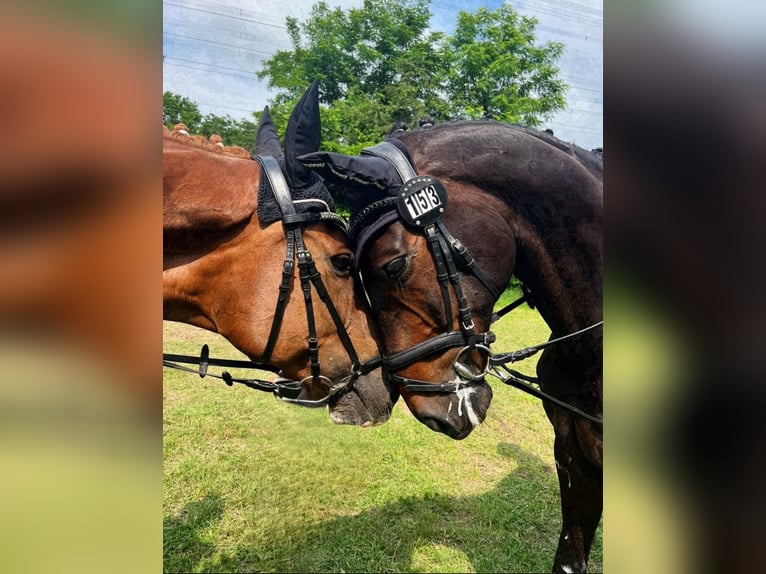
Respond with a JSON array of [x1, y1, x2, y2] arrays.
[[488, 183, 602, 387], [162, 219, 284, 357], [447, 185, 602, 337], [163, 144, 265, 337], [163, 143, 261, 254], [507, 186, 603, 337]]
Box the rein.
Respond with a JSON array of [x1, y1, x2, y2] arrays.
[[357, 142, 603, 425], [162, 155, 381, 407]]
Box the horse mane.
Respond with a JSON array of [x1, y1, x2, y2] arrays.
[[504, 124, 603, 175], [392, 119, 602, 176], [162, 125, 251, 159], [395, 119, 598, 156]]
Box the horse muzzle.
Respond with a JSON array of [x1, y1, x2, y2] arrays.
[[327, 367, 398, 426], [413, 378, 493, 440]]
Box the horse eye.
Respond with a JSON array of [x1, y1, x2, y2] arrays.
[[383, 256, 408, 280], [330, 254, 353, 276]]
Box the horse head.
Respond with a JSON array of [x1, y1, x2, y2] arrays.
[[163, 82, 396, 426], [299, 136, 515, 439]]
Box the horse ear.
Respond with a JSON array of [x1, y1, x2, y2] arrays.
[[284, 80, 321, 187], [253, 106, 283, 158], [298, 151, 403, 220], [298, 151, 403, 192]]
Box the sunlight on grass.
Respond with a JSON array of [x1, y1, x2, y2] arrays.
[[410, 544, 473, 572], [163, 301, 602, 573]]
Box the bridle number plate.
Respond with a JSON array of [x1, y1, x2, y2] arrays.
[[397, 176, 448, 227]]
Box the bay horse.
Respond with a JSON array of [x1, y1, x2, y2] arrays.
[[299, 121, 602, 572], [163, 83, 395, 426]]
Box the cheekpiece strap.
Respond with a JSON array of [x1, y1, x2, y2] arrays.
[[256, 155, 296, 219]]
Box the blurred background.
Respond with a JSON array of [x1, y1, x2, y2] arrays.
[[0, 3, 160, 573], [1, 0, 765, 572], [606, 1, 766, 572]]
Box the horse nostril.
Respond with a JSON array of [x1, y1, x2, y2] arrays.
[[418, 413, 475, 440], [420, 416, 449, 435]]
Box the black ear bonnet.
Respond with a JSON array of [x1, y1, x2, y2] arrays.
[[253, 81, 336, 226], [298, 138, 417, 258]]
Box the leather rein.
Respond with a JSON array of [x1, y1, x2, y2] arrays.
[[162, 155, 381, 407], [356, 142, 603, 425]]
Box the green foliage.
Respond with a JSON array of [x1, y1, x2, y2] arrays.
[[164, 2, 567, 154], [163, 91, 202, 132], [260, 0, 436, 100], [446, 5, 567, 124], [258, 0, 451, 153], [257, 0, 567, 153], [163, 91, 258, 150]]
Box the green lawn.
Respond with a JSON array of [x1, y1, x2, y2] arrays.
[[163, 300, 603, 572]]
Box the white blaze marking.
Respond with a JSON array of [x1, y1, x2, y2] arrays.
[[562, 566, 573, 573], [454, 384, 481, 426]]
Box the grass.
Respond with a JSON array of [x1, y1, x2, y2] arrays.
[[163, 297, 603, 573]]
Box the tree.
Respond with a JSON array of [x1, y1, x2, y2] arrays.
[[257, 0, 566, 152], [163, 91, 202, 132], [258, 0, 449, 153], [198, 114, 258, 150], [446, 5, 566, 125], [162, 92, 258, 149]]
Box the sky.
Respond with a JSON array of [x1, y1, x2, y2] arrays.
[[163, 0, 603, 149]]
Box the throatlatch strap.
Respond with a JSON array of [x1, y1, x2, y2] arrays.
[[307, 269, 362, 371], [435, 229, 474, 333], [435, 220, 501, 301]]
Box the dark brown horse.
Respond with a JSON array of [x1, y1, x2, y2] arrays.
[[300, 121, 602, 572], [163, 84, 395, 426]]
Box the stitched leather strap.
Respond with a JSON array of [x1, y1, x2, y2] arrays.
[[361, 142, 418, 182]]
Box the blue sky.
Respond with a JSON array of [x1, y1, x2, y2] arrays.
[[163, 0, 602, 149]]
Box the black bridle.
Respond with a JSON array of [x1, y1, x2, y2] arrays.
[[163, 155, 381, 407], [354, 142, 603, 425], [357, 144, 501, 394]]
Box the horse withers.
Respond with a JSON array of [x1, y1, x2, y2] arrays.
[[163, 83, 396, 426], [300, 121, 602, 572]]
